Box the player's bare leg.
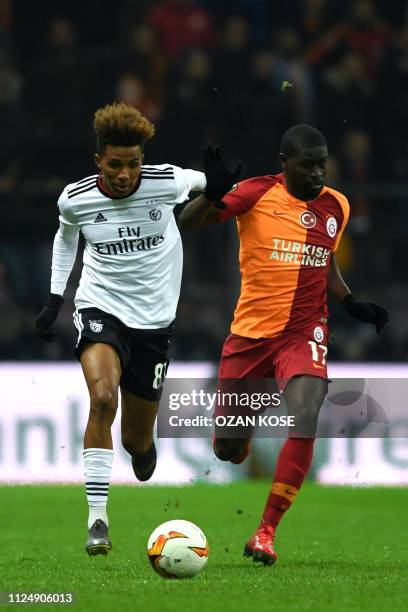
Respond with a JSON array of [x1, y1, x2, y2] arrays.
[[121, 391, 159, 481], [82, 343, 122, 449], [245, 375, 328, 565], [80, 343, 122, 556], [284, 375, 328, 439]]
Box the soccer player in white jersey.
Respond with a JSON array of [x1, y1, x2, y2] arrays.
[[35, 102, 240, 556]]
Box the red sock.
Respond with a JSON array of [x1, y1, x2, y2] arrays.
[[261, 437, 315, 529]]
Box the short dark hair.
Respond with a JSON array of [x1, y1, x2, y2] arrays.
[[94, 102, 155, 154], [280, 124, 327, 158]]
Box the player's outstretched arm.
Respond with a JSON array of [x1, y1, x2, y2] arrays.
[[178, 193, 222, 230], [35, 220, 79, 342], [328, 255, 389, 334], [178, 144, 242, 230]]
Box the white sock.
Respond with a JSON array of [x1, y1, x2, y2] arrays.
[[83, 447, 114, 529]]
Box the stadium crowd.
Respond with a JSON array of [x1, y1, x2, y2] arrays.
[[1, 0, 408, 362]]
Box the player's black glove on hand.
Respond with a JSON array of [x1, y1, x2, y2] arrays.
[[342, 293, 389, 334], [203, 143, 243, 205], [35, 293, 64, 342]]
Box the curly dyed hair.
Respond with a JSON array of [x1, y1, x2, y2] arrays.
[[94, 102, 155, 154]]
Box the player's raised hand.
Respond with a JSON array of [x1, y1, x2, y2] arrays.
[[203, 144, 243, 203], [342, 294, 389, 334], [35, 293, 64, 341]]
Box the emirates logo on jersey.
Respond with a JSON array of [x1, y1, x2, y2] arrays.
[[300, 211, 317, 229], [149, 209, 162, 221]]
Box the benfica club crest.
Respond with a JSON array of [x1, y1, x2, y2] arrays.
[[89, 319, 103, 333]]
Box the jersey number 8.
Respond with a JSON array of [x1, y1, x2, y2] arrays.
[[153, 361, 168, 389]]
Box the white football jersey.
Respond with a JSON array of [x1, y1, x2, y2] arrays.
[[51, 164, 206, 328]]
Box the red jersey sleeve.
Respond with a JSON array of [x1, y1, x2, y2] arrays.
[[219, 176, 278, 222]]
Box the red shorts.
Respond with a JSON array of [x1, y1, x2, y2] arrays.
[[218, 321, 328, 392]]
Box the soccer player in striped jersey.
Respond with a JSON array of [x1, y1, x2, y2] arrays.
[[179, 126, 389, 565], [35, 102, 238, 556]]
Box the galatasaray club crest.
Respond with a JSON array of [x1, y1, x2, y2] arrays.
[[313, 326, 324, 343], [89, 320, 103, 333], [300, 211, 317, 228], [326, 216, 337, 238]]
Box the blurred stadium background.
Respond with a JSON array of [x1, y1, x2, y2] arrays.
[[2, 0, 408, 486]]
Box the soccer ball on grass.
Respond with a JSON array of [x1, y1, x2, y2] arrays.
[[147, 519, 209, 578]]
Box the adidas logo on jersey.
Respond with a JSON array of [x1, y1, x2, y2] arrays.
[[94, 212, 107, 223]]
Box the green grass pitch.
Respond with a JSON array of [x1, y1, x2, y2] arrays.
[[0, 482, 407, 611]]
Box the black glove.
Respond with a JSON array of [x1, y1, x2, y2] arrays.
[[202, 143, 243, 203], [35, 293, 64, 341], [342, 293, 389, 334]]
